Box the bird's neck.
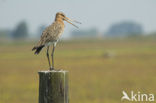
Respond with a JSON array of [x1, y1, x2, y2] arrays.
[[55, 18, 64, 26], [55, 18, 63, 22]]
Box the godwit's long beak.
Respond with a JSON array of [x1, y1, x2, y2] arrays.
[[64, 17, 81, 28]]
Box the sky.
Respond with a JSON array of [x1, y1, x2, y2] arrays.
[[0, 0, 156, 38]]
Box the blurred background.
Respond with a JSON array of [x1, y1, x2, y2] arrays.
[[0, 0, 156, 103]]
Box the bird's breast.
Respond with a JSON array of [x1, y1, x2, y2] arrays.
[[49, 22, 64, 41]]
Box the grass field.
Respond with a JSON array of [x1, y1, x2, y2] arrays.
[[0, 38, 156, 103]]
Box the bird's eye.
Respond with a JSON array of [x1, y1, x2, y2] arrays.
[[61, 14, 65, 17]]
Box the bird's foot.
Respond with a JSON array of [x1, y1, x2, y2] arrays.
[[49, 66, 63, 71], [56, 69, 62, 71], [49, 67, 54, 71]]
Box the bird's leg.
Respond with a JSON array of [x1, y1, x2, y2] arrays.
[[51, 44, 55, 70], [46, 46, 52, 70]]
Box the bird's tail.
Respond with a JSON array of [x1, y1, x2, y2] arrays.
[[32, 45, 44, 54]]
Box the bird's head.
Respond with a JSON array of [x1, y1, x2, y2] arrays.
[[55, 12, 81, 28]]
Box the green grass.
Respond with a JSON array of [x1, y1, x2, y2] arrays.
[[0, 38, 156, 103]]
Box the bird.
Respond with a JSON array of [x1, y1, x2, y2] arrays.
[[32, 12, 81, 70]]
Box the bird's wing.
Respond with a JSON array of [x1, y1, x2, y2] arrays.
[[36, 22, 63, 47]]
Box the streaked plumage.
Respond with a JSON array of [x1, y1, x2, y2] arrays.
[[32, 21, 64, 54], [32, 12, 80, 70]]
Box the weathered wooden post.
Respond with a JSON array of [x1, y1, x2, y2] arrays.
[[38, 70, 69, 103]]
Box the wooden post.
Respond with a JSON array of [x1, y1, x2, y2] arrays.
[[38, 70, 69, 103]]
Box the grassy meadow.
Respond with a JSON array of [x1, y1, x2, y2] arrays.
[[0, 38, 156, 103]]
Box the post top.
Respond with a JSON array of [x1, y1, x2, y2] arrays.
[[38, 70, 68, 74]]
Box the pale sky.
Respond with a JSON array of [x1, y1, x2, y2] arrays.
[[0, 0, 156, 38]]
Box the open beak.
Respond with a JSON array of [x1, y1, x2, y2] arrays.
[[64, 17, 81, 28]]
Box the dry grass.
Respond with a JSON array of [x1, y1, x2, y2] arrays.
[[0, 38, 156, 103]]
